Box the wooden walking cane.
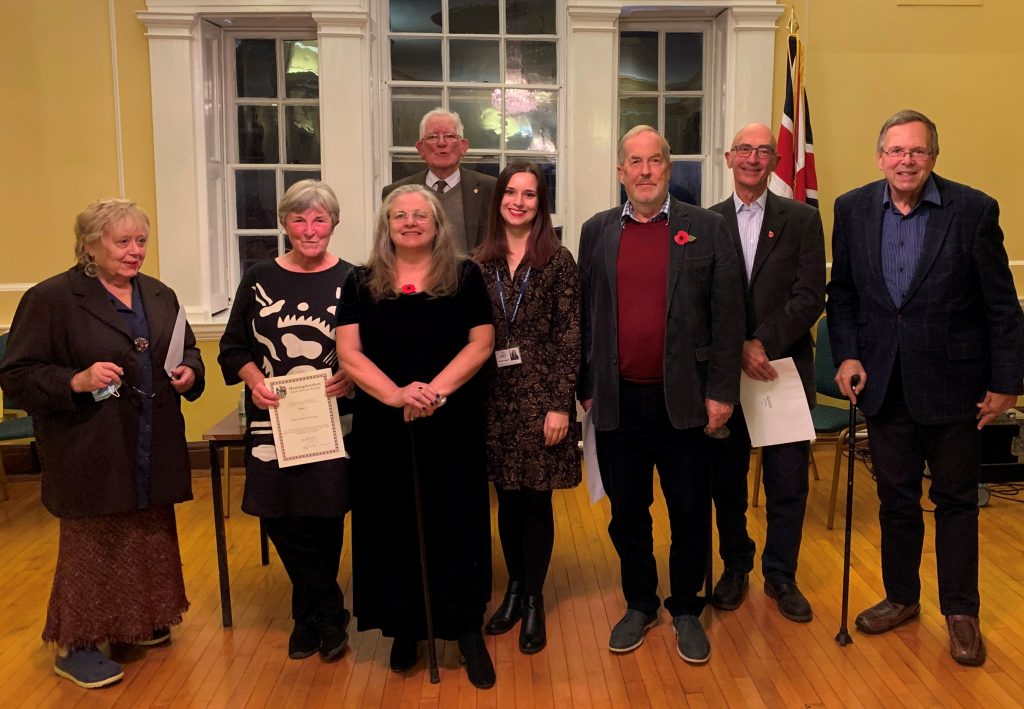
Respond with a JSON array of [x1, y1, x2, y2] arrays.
[[407, 422, 441, 683], [835, 374, 860, 647]]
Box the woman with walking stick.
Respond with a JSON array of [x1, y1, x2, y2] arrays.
[[474, 163, 581, 654], [337, 185, 496, 688]]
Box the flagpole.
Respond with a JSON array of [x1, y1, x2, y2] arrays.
[[786, 7, 799, 36]]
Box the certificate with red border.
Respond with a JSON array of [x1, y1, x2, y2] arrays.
[[265, 369, 346, 468]]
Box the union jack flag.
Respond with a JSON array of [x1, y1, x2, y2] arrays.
[[770, 33, 818, 207]]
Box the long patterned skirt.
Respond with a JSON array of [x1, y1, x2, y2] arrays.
[[42, 505, 189, 649]]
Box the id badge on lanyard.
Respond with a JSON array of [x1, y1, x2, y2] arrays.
[[494, 266, 530, 368]]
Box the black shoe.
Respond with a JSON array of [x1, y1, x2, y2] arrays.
[[764, 580, 813, 623], [288, 621, 319, 660], [316, 609, 351, 661], [389, 635, 419, 673], [519, 595, 546, 654], [485, 580, 524, 635], [136, 627, 171, 647], [711, 568, 749, 611], [458, 630, 495, 689]]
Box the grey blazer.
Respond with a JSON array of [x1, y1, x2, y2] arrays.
[[826, 174, 1024, 423], [382, 167, 497, 250], [709, 191, 825, 406], [578, 197, 745, 431]]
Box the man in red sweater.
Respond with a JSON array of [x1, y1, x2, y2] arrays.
[[578, 126, 744, 664]]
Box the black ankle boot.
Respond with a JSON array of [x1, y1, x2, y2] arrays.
[[458, 630, 495, 689], [389, 635, 418, 673], [519, 595, 546, 654], [485, 580, 524, 635]]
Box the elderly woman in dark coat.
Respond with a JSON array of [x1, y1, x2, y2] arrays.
[[0, 199, 204, 689]]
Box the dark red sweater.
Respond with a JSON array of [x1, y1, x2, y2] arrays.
[[616, 219, 668, 383]]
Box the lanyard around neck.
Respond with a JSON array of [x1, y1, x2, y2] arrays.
[[494, 266, 531, 337]]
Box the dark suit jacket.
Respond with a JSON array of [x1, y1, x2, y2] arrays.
[[826, 174, 1024, 424], [578, 197, 745, 431], [382, 167, 497, 250], [710, 191, 825, 406], [0, 268, 205, 518]]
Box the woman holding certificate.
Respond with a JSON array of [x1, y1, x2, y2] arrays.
[[336, 185, 496, 688], [0, 199, 204, 688], [218, 180, 354, 663], [474, 163, 581, 654]]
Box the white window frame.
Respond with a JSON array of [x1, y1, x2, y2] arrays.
[[223, 31, 323, 293], [615, 20, 717, 207]]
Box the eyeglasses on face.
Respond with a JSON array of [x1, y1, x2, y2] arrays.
[[389, 210, 433, 223], [731, 144, 776, 159], [421, 132, 461, 144], [880, 147, 933, 161]]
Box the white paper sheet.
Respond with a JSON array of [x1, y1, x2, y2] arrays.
[[163, 305, 187, 377], [582, 408, 606, 503], [738, 357, 816, 448]]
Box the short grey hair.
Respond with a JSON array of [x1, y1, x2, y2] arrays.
[[617, 125, 671, 165], [876, 109, 940, 156], [419, 108, 465, 139], [74, 199, 150, 273], [277, 179, 340, 227]]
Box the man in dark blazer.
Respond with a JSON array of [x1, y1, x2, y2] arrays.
[[707, 123, 825, 622], [578, 125, 744, 664], [382, 108, 496, 253], [827, 110, 1024, 667]]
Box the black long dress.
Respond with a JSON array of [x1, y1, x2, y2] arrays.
[[337, 261, 493, 640]]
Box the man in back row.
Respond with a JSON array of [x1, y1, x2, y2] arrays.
[[382, 108, 497, 253]]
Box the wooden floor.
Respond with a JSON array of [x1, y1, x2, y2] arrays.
[[1, 451, 1024, 708]]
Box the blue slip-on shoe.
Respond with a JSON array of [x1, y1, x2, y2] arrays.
[[54, 647, 124, 689]]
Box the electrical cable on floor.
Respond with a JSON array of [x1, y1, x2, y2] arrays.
[[987, 482, 1024, 503]]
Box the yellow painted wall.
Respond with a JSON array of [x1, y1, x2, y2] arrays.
[[0, 0, 237, 440], [775, 0, 1024, 281], [0, 0, 157, 282]]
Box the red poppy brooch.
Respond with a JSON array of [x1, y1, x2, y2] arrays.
[[401, 284, 417, 294], [674, 230, 697, 246]]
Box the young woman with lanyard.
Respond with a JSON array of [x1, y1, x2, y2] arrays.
[[474, 162, 581, 654]]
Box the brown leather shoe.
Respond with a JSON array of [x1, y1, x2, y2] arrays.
[[946, 615, 986, 666], [854, 599, 920, 634]]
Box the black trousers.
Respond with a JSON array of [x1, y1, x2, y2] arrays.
[[494, 487, 554, 596], [262, 515, 347, 626], [595, 381, 711, 617], [867, 367, 981, 616], [711, 408, 810, 585]]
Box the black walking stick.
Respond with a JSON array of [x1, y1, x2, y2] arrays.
[[835, 373, 860, 647], [407, 421, 441, 683]]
